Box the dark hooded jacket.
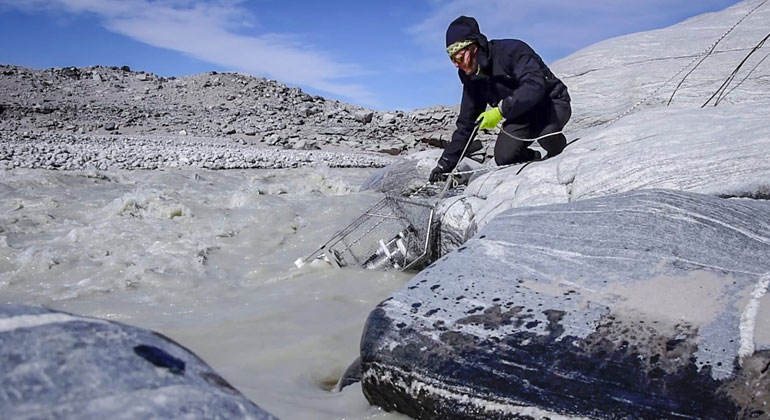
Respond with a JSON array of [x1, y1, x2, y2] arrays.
[[439, 16, 570, 170]]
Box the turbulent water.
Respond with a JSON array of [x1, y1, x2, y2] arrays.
[[0, 166, 413, 420]]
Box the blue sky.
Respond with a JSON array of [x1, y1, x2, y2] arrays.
[[0, 0, 745, 111]]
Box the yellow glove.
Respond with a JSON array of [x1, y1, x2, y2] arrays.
[[476, 107, 502, 130]]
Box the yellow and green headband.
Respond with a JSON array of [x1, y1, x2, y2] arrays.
[[446, 40, 475, 57]]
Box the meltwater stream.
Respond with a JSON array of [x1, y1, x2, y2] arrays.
[[0, 167, 413, 420]]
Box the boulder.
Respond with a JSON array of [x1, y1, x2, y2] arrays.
[[292, 139, 320, 150], [361, 189, 770, 419], [265, 133, 282, 146], [354, 110, 374, 124], [397, 134, 417, 147], [418, 132, 450, 149], [0, 304, 277, 420], [381, 113, 398, 125], [321, 127, 351, 136], [377, 146, 402, 156], [360, 151, 439, 195], [296, 104, 319, 117], [59, 67, 81, 80], [434, 194, 484, 256]]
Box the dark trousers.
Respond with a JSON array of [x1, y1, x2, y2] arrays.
[[494, 98, 572, 165]]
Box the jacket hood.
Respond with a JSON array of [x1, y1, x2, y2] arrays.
[[445, 16, 491, 73]]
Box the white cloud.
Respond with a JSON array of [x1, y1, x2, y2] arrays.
[[0, 0, 379, 106]]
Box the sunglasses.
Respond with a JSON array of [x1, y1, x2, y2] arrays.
[[450, 48, 469, 64]]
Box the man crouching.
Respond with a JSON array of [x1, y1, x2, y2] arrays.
[[430, 16, 572, 182]]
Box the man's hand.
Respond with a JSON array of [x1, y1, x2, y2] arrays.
[[476, 107, 502, 130], [429, 165, 448, 183]]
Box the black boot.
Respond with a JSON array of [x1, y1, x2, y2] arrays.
[[464, 140, 485, 163]]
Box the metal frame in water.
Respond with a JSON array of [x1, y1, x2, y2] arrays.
[[295, 194, 435, 271]]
